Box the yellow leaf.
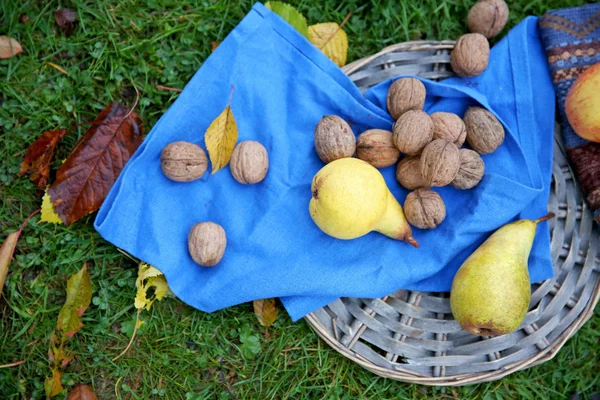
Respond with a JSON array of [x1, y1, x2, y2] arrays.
[[41, 188, 63, 224], [57, 264, 92, 337], [135, 263, 172, 310], [44, 368, 63, 397], [308, 23, 348, 67], [253, 298, 278, 327], [205, 91, 238, 174]]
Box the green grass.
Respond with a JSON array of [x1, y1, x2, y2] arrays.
[[1, 0, 598, 399]]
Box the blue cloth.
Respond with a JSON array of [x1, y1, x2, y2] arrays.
[[95, 3, 555, 321]]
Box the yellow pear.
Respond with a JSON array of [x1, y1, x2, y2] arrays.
[[450, 213, 554, 336], [309, 158, 418, 247]]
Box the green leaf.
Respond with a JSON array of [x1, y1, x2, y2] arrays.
[[239, 325, 261, 358], [57, 264, 92, 337], [44, 369, 63, 398], [265, 1, 308, 38]]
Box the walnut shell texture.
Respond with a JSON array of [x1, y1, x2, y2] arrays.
[[463, 107, 505, 154], [160, 141, 208, 182], [451, 149, 485, 189], [392, 110, 434, 155], [431, 112, 467, 147], [314, 115, 356, 163], [230, 140, 269, 184], [420, 139, 460, 187], [386, 78, 426, 120], [188, 222, 227, 267], [450, 33, 490, 77], [396, 156, 428, 190], [467, 0, 509, 39], [404, 188, 446, 230], [356, 129, 400, 168]]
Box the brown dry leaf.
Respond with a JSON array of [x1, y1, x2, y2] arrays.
[[211, 41, 221, 52], [0, 36, 23, 59], [48, 103, 143, 225], [57, 264, 92, 337], [308, 23, 348, 67], [19, 129, 68, 188], [253, 298, 278, 327], [205, 89, 238, 173], [66, 385, 98, 400], [55, 7, 78, 36]]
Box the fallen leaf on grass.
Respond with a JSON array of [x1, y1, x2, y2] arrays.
[[45, 369, 63, 398], [211, 41, 221, 52], [19, 129, 68, 188], [205, 88, 238, 173], [253, 298, 278, 327], [55, 7, 78, 36], [0, 36, 23, 59], [265, 1, 308, 38], [308, 22, 348, 67], [48, 103, 143, 226], [66, 384, 98, 400], [41, 189, 63, 224], [57, 264, 92, 337]]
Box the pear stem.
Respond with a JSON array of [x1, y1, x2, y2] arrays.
[[406, 235, 419, 248], [534, 213, 555, 224]]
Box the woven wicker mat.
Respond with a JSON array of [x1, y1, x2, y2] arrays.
[[304, 41, 600, 386]]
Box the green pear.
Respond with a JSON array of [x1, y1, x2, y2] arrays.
[[450, 213, 554, 336]]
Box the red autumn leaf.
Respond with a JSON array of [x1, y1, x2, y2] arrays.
[[55, 7, 78, 36], [67, 385, 98, 400], [19, 129, 68, 188], [48, 104, 142, 225]]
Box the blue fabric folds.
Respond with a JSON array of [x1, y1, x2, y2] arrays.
[[95, 3, 555, 321]]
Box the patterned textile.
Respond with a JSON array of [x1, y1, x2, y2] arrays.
[[539, 4, 600, 222]]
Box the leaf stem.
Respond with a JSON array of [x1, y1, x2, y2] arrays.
[[535, 213, 555, 224], [112, 308, 141, 362], [155, 85, 182, 93], [228, 85, 235, 105], [122, 85, 140, 121], [0, 360, 25, 369], [319, 12, 352, 50]]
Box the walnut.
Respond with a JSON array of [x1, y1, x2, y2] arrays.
[[392, 110, 434, 155], [396, 156, 427, 190], [431, 112, 467, 147], [420, 139, 460, 187], [404, 189, 446, 229], [450, 33, 490, 77], [451, 149, 485, 189], [314, 115, 356, 163], [386, 78, 426, 120], [467, 0, 509, 39], [230, 140, 269, 184], [188, 222, 226, 267], [463, 106, 505, 154], [356, 129, 400, 168], [160, 141, 208, 182]]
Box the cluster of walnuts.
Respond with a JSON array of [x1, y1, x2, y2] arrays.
[[450, 0, 509, 78], [160, 139, 269, 268]]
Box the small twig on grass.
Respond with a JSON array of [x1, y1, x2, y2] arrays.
[[117, 248, 138, 263], [218, 356, 238, 400], [318, 11, 352, 50], [156, 85, 182, 93], [0, 360, 26, 369], [112, 308, 141, 362], [123, 85, 140, 121]]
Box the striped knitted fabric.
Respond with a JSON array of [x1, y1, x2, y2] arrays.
[[539, 3, 600, 223]]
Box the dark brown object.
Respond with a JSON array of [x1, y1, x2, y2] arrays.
[[420, 139, 460, 187], [392, 110, 434, 155], [188, 222, 227, 267], [55, 7, 78, 36], [450, 33, 490, 77], [67, 385, 98, 400], [467, 0, 509, 39], [356, 129, 400, 168], [19, 129, 68, 188], [431, 112, 467, 147], [230, 140, 269, 184], [48, 103, 143, 226], [404, 188, 446, 229], [19, 14, 30, 24], [161, 141, 208, 182], [464, 106, 505, 154], [386, 78, 426, 120], [396, 156, 427, 190], [451, 149, 485, 189], [314, 115, 356, 163]]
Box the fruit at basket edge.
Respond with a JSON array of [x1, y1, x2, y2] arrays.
[[309, 158, 418, 247], [565, 63, 600, 143], [450, 213, 554, 336]]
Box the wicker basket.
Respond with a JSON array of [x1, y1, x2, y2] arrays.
[[304, 41, 600, 386]]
